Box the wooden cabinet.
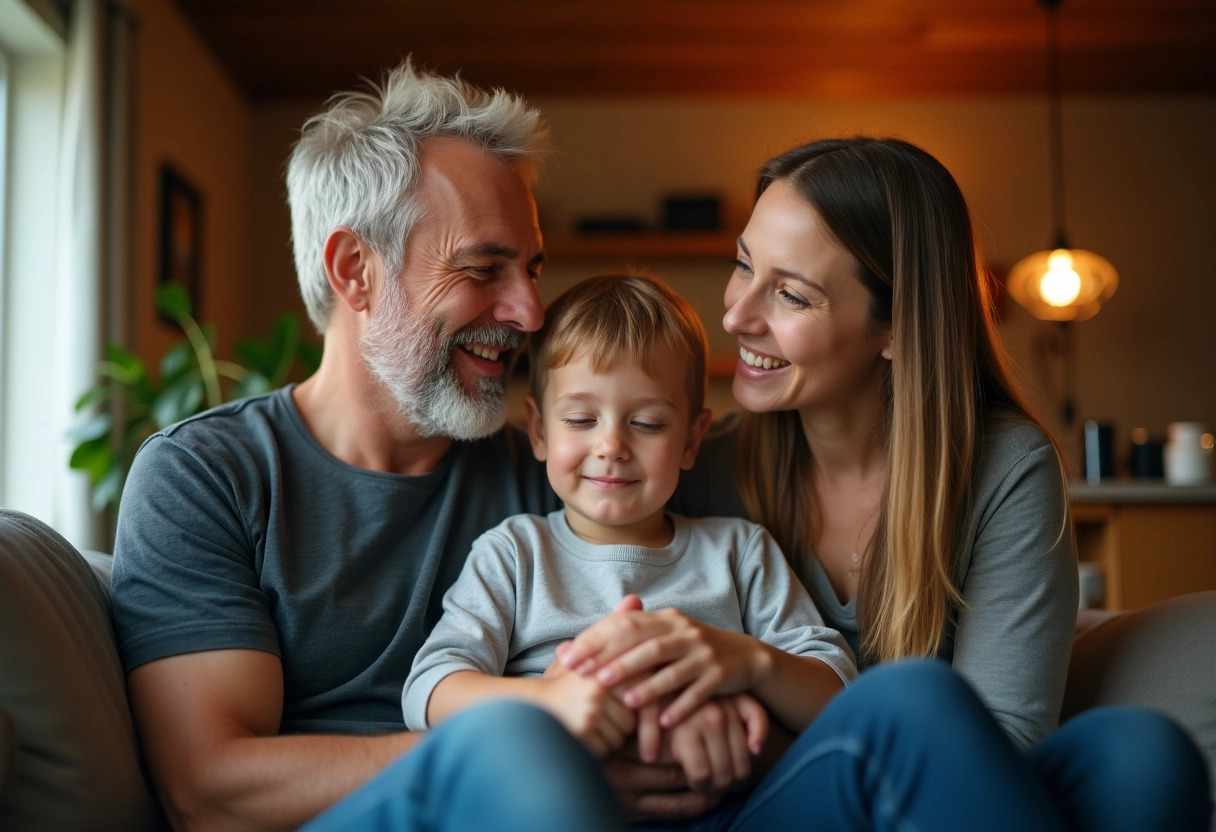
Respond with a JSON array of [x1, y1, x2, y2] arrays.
[[1070, 482, 1216, 610]]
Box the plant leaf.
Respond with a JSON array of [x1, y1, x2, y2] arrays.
[[298, 340, 323, 375], [91, 466, 124, 511], [268, 314, 300, 384], [66, 413, 113, 444], [102, 344, 148, 386], [74, 386, 111, 412], [68, 435, 113, 482], [235, 339, 275, 377], [160, 341, 196, 383], [156, 283, 193, 322], [152, 374, 205, 428], [232, 371, 272, 400]]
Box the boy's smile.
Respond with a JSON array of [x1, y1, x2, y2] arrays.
[[526, 355, 710, 548]]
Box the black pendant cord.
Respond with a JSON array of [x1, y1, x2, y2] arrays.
[[1044, 0, 1070, 251]]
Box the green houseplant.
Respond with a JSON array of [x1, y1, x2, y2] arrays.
[[68, 284, 321, 510]]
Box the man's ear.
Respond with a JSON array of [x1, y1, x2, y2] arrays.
[[681, 408, 713, 470], [324, 227, 378, 313], [524, 394, 547, 462]]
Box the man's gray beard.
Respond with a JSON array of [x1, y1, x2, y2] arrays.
[[360, 277, 520, 440]]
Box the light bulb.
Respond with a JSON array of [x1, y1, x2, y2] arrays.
[[1039, 249, 1082, 307]]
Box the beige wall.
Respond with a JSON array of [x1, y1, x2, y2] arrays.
[[126, 0, 251, 363], [246, 93, 1215, 473]]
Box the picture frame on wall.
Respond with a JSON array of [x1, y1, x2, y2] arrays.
[[158, 164, 203, 323]]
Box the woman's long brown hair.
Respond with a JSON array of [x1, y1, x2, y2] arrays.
[[736, 137, 1060, 664]]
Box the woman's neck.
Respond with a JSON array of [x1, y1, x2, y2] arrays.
[[798, 401, 886, 481], [800, 400, 888, 605]]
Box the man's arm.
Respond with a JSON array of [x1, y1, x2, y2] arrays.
[[128, 649, 420, 832]]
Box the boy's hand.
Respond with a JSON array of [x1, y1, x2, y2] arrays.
[[537, 670, 636, 757], [667, 694, 768, 792]]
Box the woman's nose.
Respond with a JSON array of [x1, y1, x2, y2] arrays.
[[723, 279, 761, 336]]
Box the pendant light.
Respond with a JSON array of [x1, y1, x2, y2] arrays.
[[1006, 0, 1118, 322]]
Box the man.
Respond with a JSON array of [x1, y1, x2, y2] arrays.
[[111, 63, 725, 831]]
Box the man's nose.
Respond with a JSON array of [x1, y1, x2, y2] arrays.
[[496, 271, 544, 332]]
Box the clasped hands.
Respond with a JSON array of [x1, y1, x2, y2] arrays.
[[539, 595, 770, 800]]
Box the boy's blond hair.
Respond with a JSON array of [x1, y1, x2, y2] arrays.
[[528, 274, 708, 421]]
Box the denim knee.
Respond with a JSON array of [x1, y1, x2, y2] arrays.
[[1070, 707, 1210, 802], [432, 700, 572, 766], [849, 659, 975, 716]]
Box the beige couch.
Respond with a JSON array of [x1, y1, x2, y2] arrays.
[[2, 507, 1214, 831]]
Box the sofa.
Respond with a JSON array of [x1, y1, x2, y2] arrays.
[[2, 507, 1214, 831]]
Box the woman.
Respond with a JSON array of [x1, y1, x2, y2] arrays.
[[558, 137, 1210, 831]]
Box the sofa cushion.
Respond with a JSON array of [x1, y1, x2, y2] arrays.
[[0, 509, 165, 830], [0, 706, 14, 801], [1064, 591, 1216, 824]]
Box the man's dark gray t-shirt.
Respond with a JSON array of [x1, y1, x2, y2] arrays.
[[111, 386, 559, 734]]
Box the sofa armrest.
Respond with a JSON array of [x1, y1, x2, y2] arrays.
[[0, 509, 165, 830], [1064, 592, 1216, 822]]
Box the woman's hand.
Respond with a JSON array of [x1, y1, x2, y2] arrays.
[[555, 599, 773, 728]]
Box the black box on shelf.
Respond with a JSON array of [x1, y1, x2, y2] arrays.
[[574, 215, 646, 234], [662, 195, 721, 232]]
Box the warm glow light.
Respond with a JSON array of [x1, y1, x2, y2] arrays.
[[1039, 250, 1082, 306], [1006, 247, 1119, 322]]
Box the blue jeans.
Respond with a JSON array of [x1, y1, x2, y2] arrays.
[[305, 661, 1211, 832], [644, 660, 1210, 832], [301, 700, 624, 832]]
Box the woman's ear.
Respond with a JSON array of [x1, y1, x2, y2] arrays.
[[324, 227, 378, 313], [881, 331, 894, 361], [524, 394, 547, 462], [681, 408, 714, 470]]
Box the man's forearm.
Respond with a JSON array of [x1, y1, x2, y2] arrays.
[[160, 731, 423, 832]]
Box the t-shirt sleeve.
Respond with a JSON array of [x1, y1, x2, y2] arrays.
[[402, 528, 520, 730], [736, 524, 858, 686], [111, 433, 279, 673], [951, 435, 1078, 752]]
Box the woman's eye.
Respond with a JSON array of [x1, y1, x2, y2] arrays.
[[729, 257, 753, 275], [779, 289, 811, 309]]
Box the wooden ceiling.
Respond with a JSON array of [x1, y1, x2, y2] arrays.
[[174, 0, 1216, 101]]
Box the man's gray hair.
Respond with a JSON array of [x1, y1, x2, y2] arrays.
[[286, 60, 551, 332]]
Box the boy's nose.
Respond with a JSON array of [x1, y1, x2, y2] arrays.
[[595, 430, 629, 461]]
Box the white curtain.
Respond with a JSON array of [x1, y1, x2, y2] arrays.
[[50, 0, 136, 551], [51, 0, 104, 549]]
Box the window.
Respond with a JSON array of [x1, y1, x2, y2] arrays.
[[0, 0, 69, 528]]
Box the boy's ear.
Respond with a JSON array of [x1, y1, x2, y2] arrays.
[[680, 408, 713, 470], [324, 226, 378, 313], [524, 394, 547, 461]]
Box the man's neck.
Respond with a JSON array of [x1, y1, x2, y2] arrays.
[[292, 343, 453, 477]]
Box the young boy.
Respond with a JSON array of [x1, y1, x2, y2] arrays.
[[402, 274, 854, 795]]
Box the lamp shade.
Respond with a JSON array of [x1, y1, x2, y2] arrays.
[[1006, 247, 1118, 321]]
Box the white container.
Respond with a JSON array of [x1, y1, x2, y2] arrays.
[[1164, 422, 1213, 486]]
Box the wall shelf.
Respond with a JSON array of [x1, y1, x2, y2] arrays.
[[545, 231, 738, 261]]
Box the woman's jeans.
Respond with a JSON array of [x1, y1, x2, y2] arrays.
[[303, 661, 1212, 832]]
